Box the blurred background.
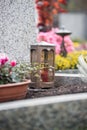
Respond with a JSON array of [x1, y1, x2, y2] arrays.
[[35, 0, 87, 70], [56, 0, 87, 41]]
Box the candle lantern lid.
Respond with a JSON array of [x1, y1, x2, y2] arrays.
[[31, 41, 55, 47], [55, 27, 72, 37]]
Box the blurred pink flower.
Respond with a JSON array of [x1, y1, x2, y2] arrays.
[[37, 28, 75, 54], [1, 59, 6, 65], [55, 44, 61, 54], [10, 60, 16, 67], [37, 32, 47, 42], [66, 46, 75, 52], [0, 53, 9, 65]]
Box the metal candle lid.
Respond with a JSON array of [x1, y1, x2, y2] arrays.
[[55, 27, 72, 36], [31, 41, 55, 46]]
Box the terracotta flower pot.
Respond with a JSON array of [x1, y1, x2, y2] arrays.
[[0, 80, 31, 102]]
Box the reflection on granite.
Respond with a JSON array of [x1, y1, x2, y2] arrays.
[[0, 94, 87, 130], [56, 69, 79, 74], [0, 0, 36, 61]]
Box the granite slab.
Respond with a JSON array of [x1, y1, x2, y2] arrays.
[[0, 93, 87, 130], [26, 73, 87, 99]]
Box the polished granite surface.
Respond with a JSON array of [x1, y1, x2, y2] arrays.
[[0, 93, 87, 130]]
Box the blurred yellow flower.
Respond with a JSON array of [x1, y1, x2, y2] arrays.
[[55, 50, 87, 70], [73, 42, 80, 47]]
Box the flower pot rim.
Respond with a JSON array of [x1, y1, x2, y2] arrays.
[[0, 80, 31, 88]]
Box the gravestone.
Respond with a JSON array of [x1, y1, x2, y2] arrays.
[[0, 0, 37, 61]]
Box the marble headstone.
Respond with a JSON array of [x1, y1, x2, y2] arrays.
[[0, 0, 37, 61]]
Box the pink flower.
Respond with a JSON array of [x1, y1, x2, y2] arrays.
[[55, 44, 60, 54], [37, 28, 75, 54], [0, 59, 2, 65], [10, 60, 16, 67], [66, 46, 75, 53], [37, 32, 47, 42], [0, 53, 9, 65], [1, 58, 6, 65], [4, 56, 9, 62]]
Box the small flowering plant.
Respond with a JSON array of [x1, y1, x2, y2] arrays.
[[0, 53, 31, 85]]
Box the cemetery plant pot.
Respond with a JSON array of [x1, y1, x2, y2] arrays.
[[0, 80, 30, 102]]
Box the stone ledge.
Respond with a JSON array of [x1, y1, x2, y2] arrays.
[[0, 93, 87, 130], [55, 72, 85, 87]]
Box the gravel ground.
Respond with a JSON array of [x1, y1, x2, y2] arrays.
[[26, 76, 87, 99]]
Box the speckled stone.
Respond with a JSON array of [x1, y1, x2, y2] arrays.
[[27, 74, 87, 98], [0, 95, 87, 130], [0, 0, 37, 61], [55, 71, 86, 88], [55, 75, 83, 87]]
